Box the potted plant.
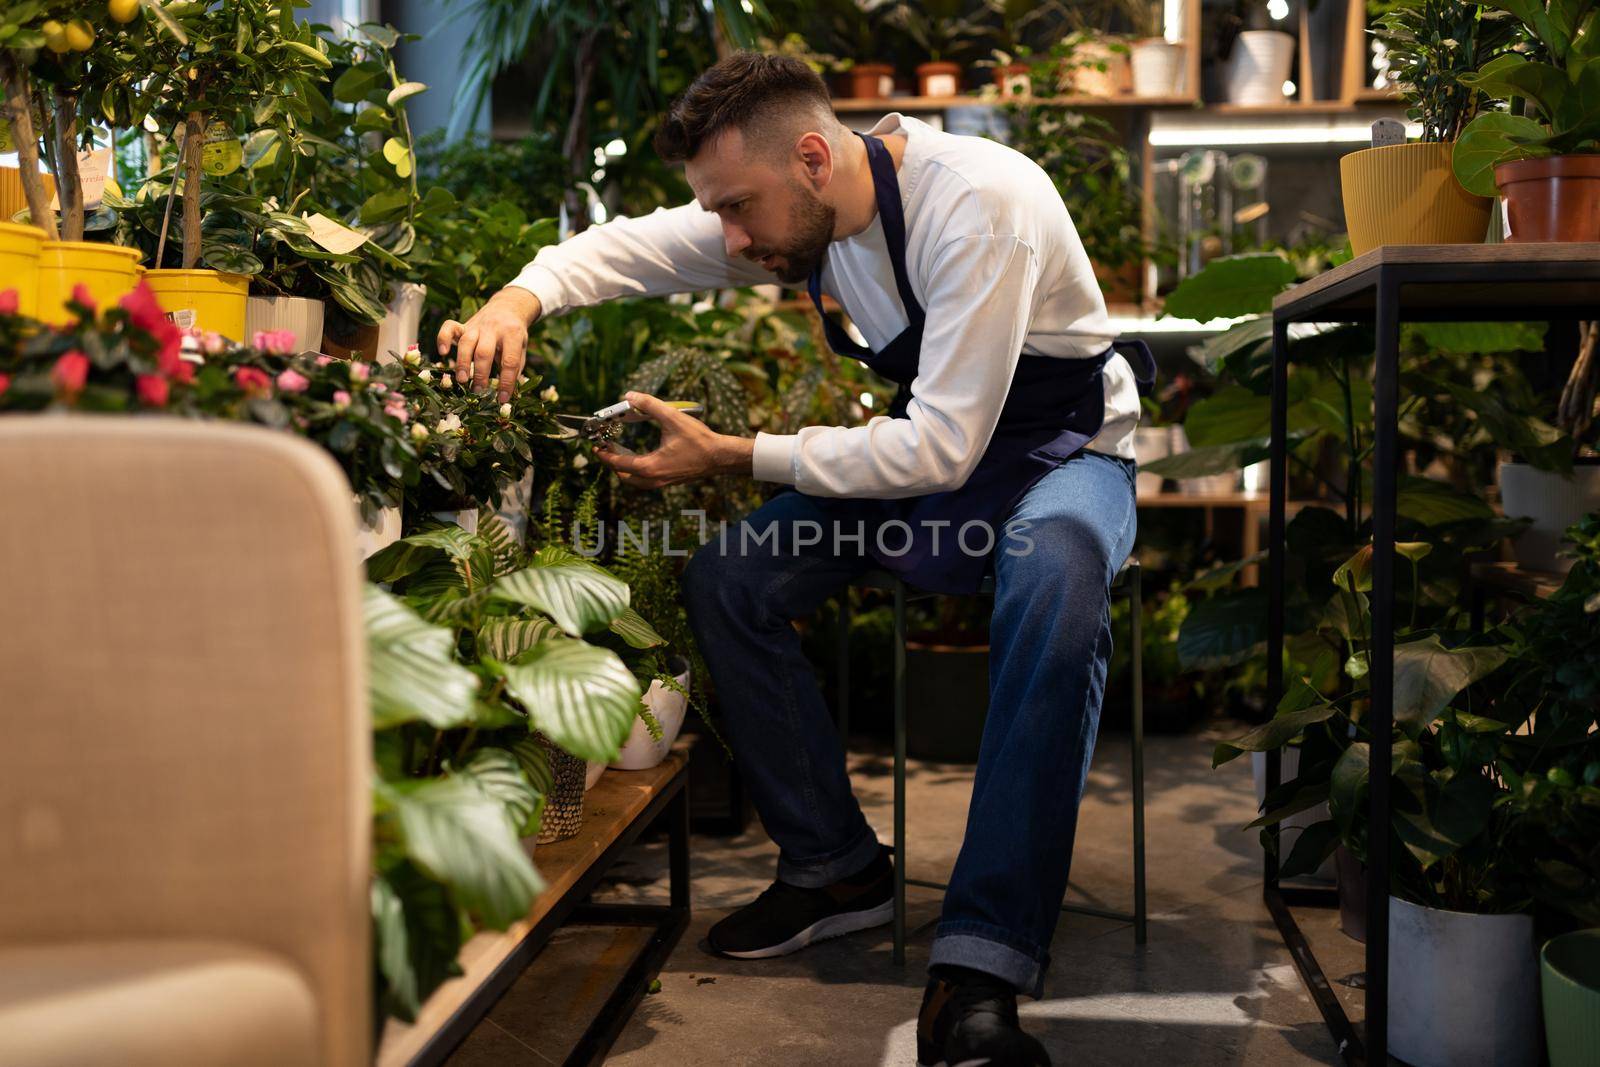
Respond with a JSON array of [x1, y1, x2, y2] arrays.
[[1341, 0, 1517, 255], [889, 0, 994, 96], [1123, 0, 1186, 97], [1542, 929, 1600, 1067], [1215, 0, 1296, 104], [136, 0, 331, 338], [812, 0, 900, 98], [982, 0, 1060, 97], [1499, 325, 1599, 573], [0, 1, 162, 324], [1053, 28, 1132, 97], [1453, 0, 1600, 241]]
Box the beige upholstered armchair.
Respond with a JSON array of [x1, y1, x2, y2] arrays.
[[0, 418, 371, 1067]]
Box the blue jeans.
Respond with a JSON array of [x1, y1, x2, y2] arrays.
[[681, 450, 1138, 997]]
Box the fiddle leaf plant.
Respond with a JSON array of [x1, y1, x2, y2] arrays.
[[1451, 0, 1600, 196]]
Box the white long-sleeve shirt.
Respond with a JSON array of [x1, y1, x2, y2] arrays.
[[509, 113, 1140, 499]]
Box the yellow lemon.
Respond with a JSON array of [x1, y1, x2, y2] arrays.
[[65, 19, 95, 51], [108, 0, 141, 23], [42, 19, 70, 53]]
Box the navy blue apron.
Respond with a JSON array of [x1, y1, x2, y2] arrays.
[[798, 132, 1157, 594]]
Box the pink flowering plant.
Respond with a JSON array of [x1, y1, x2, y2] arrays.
[[0, 283, 194, 413]]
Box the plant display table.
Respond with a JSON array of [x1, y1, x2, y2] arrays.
[[376, 750, 690, 1067], [1265, 243, 1600, 1064]]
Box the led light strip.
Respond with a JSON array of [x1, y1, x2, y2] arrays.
[[1149, 123, 1424, 147]]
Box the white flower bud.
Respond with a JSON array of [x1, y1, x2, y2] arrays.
[[499, 402, 512, 418]]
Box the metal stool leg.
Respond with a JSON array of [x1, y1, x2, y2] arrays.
[[893, 578, 907, 967], [835, 595, 851, 741], [1130, 564, 1147, 945]]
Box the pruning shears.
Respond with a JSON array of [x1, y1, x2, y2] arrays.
[[547, 398, 705, 452]]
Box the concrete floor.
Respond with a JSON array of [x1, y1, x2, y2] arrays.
[[453, 723, 1367, 1066]]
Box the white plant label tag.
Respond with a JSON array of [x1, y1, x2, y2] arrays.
[[167, 308, 196, 329], [925, 74, 958, 97], [302, 212, 370, 255], [48, 147, 113, 210]]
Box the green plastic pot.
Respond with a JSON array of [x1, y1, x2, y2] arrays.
[[1543, 929, 1600, 1067]]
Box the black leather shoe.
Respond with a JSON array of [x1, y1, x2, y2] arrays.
[[917, 966, 1051, 1067], [704, 845, 894, 959]]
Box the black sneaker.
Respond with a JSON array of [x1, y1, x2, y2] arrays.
[[917, 966, 1051, 1067], [704, 845, 894, 959]]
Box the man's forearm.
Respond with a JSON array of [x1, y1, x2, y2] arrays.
[[715, 435, 755, 477]]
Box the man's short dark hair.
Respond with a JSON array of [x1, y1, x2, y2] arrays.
[[654, 51, 836, 164]]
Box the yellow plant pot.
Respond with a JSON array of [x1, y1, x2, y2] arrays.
[[35, 242, 142, 327], [1340, 142, 1491, 256], [144, 269, 250, 340], [0, 222, 46, 319], [0, 166, 56, 225]]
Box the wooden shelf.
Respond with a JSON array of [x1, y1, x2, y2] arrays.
[[1471, 561, 1565, 600], [832, 93, 1197, 113], [1203, 99, 1405, 115], [1138, 490, 1268, 508], [376, 750, 689, 1067]]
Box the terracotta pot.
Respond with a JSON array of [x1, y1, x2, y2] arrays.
[[321, 319, 381, 361], [1495, 154, 1600, 242], [916, 61, 963, 98], [1341, 142, 1492, 255], [848, 63, 895, 99], [992, 62, 1032, 98]]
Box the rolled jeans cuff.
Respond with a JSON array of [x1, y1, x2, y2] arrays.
[[775, 826, 882, 889], [929, 928, 1050, 1000]]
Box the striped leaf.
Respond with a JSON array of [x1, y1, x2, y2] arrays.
[[385, 774, 544, 928], [461, 747, 543, 837], [509, 735, 554, 797], [499, 639, 641, 762], [492, 555, 630, 637], [365, 585, 478, 730], [609, 607, 666, 649], [477, 616, 565, 662]]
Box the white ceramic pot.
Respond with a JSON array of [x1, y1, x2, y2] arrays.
[[1130, 38, 1185, 97], [244, 295, 325, 353], [354, 501, 403, 559], [1389, 897, 1539, 1067], [1133, 425, 1171, 495], [1498, 461, 1600, 574], [375, 282, 426, 365], [1226, 30, 1295, 105], [609, 662, 692, 771], [1168, 424, 1241, 496], [1062, 40, 1129, 98], [430, 508, 478, 534], [495, 469, 535, 547], [584, 760, 606, 790], [1251, 747, 1336, 882]]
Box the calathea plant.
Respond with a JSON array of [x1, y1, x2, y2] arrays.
[[365, 516, 661, 1020]]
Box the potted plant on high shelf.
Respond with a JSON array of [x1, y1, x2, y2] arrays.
[[1123, 0, 1186, 97], [811, 0, 900, 99], [1052, 27, 1132, 98], [982, 0, 1060, 98], [1341, 0, 1519, 254], [889, 0, 994, 97], [1451, 0, 1600, 241], [139, 0, 332, 339], [1215, 0, 1297, 105]]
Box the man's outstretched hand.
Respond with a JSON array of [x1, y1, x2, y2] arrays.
[[436, 287, 543, 403], [595, 392, 754, 489]]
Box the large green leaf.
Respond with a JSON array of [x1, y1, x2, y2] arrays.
[[1179, 587, 1269, 670], [492, 555, 630, 637], [1161, 253, 1297, 321], [1279, 819, 1341, 878], [1392, 636, 1507, 731], [498, 639, 641, 762], [1460, 54, 1568, 121], [1143, 438, 1267, 479], [365, 585, 478, 730], [1396, 476, 1495, 525], [1212, 700, 1340, 767], [1392, 764, 1495, 868], [1329, 742, 1370, 837], [461, 747, 542, 836], [372, 861, 463, 1022], [1454, 113, 1551, 196], [386, 774, 544, 928], [1182, 385, 1270, 447]]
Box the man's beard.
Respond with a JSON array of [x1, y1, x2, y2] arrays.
[[750, 181, 835, 285]]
